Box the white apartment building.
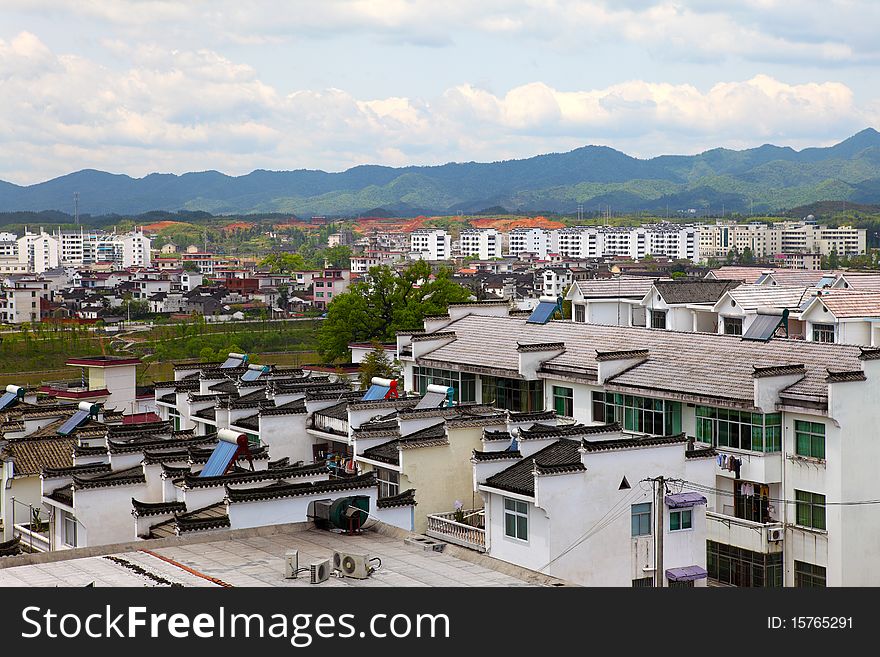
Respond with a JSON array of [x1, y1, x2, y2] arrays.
[[507, 228, 551, 259], [459, 228, 501, 260], [550, 224, 699, 261], [17, 230, 60, 273], [395, 303, 880, 586], [0, 279, 51, 324], [0, 232, 17, 258], [410, 229, 451, 261]]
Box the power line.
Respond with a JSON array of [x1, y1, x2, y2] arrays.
[[538, 486, 647, 571], [671, 479, 880, 507]]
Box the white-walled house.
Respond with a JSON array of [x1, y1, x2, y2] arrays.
[[395, 305, 880, 586], [799, 291, 880, 346], [711, 285, 811, 338], [472, 422, 714, 586], [566, 277, 656, 326], [638, 279, 740, 332]]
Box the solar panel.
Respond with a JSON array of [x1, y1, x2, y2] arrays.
[[415, 391, 448, 409], [220, 352, 248, 368], [0, 391, 16, 411], [526, 300, 558, 324], [199, 440, 239, 477], [241, 365, 269, 382], [57, 409, 90, 436], [362, 384, 390, 401], [741, 314, 783, 341]]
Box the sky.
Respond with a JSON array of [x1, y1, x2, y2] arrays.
[[0, 0, 878, 185]]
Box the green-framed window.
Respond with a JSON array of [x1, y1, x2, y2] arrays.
[[553, 386, 574, 417], [794, 561, 827, 587], [592, 391, 681, 435], [795, 420, 825, 460], [482, 376, 543, 413], [795, 490, 826, 530], [413, 366, 476, 403], [695, 406, 781, 452]]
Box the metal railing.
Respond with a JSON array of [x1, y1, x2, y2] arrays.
[[426, 509, 486, 552], [10, 498, 51, 553]]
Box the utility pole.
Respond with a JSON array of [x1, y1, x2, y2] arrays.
[[654, 476, 665, 587]]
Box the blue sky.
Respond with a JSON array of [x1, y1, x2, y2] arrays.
[[0, 1, 878, 184]]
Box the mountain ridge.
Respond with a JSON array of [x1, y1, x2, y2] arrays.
[[2, 128, 880, 216]]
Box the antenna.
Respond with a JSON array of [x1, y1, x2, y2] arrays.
[[73, 192, 79, 226]]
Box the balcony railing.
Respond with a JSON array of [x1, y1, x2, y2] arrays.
[[426, 509, 486, 552], [707, 510, 783, 554], [13, 522, 51, 553]]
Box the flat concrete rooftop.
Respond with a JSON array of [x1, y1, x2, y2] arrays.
[[0, 526, 558, 588]]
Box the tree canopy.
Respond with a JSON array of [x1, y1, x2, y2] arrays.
[[317, 260, 473, 361]]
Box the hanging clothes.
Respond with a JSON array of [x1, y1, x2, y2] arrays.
[[733, 458, 741, 480]]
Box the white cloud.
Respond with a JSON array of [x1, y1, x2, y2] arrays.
[[3, 1, 879, 65], [0, 32, 874, 184]]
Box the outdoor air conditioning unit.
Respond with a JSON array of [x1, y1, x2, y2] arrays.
[[767, 527, 784, 542], [332, 551, 372, 579], [283, 550, 299, 579], [310, 558, 332, 584]]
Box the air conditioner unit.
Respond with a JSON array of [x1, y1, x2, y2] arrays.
[[767, 527, 784, 542], [283, 550, 299, 579], [332, 551, 372, 579], [310, 558, 331, 584]]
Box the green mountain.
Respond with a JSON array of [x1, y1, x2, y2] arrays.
[[2, 128, 880, 216]]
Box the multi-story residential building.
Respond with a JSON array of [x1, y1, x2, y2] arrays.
[[459, 228, 501, 260], [699, 221, 865, 260], [311, 268, 351, 309], [507, 228, 551, 259], [17, 230, 60, 273], [395, 303, 880, 586], [0, 232, 18, 259], [410, 229, 451, 261], [0, 279, 52, 324], [52, 229, 152, 268], [550, 224, 699, 261]]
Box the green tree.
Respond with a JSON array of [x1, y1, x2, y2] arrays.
[[323, 245, 352, 268], [740, 247, 755, 265], [261, 252, 307, 273], [828, 248, 840, 269], [358, 341, 400, 388], [317, 260, 472, 361]]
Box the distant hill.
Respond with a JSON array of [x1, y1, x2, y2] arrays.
[[3, 128, 880, 216]]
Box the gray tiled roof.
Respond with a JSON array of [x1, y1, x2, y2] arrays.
[[653, 279, 741, 305], [483, 439, 583, 496], [571, 277, 657, 299], [417, 314, 864, 405]]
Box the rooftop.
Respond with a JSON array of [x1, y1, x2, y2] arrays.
[[0, 525, 554, 587], [415, 314, 866, 406]]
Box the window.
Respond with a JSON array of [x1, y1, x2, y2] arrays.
[[574, 304, 585, 323], [62, 511, 77, 547], [669, 509, 692, 531], [553, 386, 574, 417], [592, 391, 681, 435], [794, 561, 827, 587], [795, 490, 826, 530], [650, 310, 666, 329], [631, 502, 651, 537], [812, 323, 835, 343], [795, 420, 825, 460], [376, 467, 400, 498], [706, 541, 782, 587], [695, 407, 781, 452], [504, 498, 528, 541], [413, 367, 476, 403], [723, 317, 743, 335], [632, 577, 654, 588], [482, 376, 543, 413]]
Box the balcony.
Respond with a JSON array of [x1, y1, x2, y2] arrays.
[[715, 449, 782, 483], [707, 511, 783, 554], [426, 509, 486, 552]]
